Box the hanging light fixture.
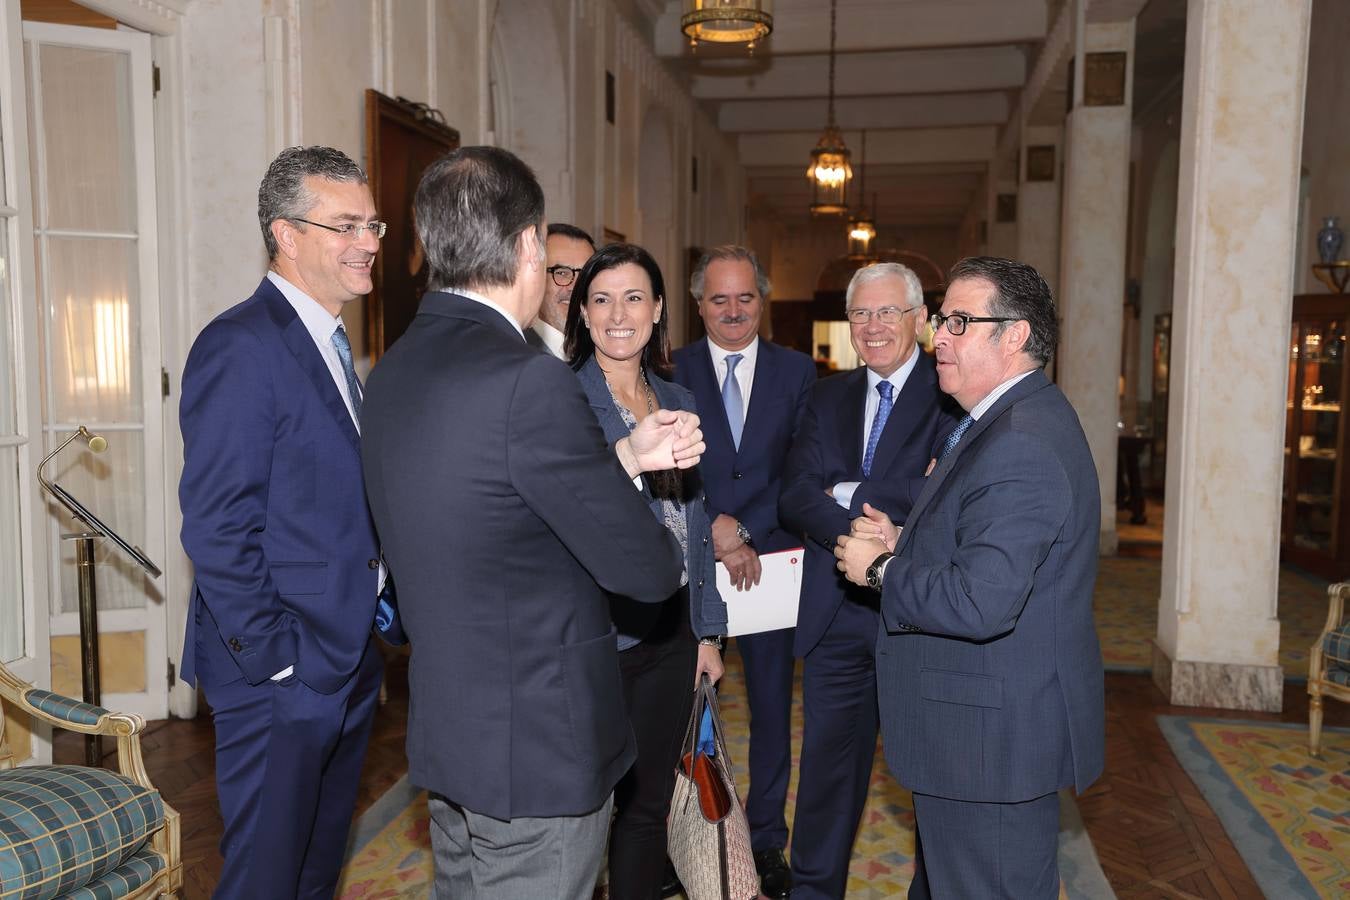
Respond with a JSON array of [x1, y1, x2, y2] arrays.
[[847, 130, 877, 257], [681, 1, 774, 51], [807, 0, 851, 216]]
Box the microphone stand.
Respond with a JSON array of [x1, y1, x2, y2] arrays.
[[37, 427, 162, 765]]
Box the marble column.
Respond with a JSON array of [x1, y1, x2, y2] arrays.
[[1017, 126, 1063, 296], [1057, 21, 1135, 555], [986, 177, 1019, 259], [1153, 0, 1312, 712]]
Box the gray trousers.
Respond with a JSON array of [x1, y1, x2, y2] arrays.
[[428, 792, 613, 900]]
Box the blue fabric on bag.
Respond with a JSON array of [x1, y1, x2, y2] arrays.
[[698, 705, 715, 758]]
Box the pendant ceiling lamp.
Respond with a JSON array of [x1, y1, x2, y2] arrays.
[[847, 130, 877, 257], [807, 0, 851, 216], [681, 1, 774, 51]]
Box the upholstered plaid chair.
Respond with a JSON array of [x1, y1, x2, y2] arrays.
[[0, 662, 181, 898], [1309, 581, 1350, 758]]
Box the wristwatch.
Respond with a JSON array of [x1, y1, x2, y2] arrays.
[[735, 521, 753, 546], [699, 635, 725, 650], [865, 551, 895, 590]]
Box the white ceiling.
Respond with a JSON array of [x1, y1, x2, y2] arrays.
[[631, 0, 1172, 231]]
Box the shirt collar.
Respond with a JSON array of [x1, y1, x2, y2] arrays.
[[268, 270, 343, 344], [450, 287, 525, 338], [865, 344, 921, 396], [707, 335, 759, 371], [970, 369, 1037, 420], [531, 318, 566, 357]]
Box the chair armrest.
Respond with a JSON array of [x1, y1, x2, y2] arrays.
[[1312, 583, 1350, 684]]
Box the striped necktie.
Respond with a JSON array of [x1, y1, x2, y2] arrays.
[[331, 325, 363, 421]]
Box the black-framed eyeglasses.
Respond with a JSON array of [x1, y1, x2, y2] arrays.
[[845, 304, 919, 325], [547, 264, 583, 287], [929, 312, 1016, 336], [290, 217, 388, 240]]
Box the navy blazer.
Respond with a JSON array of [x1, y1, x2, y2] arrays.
[[876, 369, 1106, 802], [779, 352, 958, 657], [361, 291, 684, 820], [672, 338, 815, 553], [574, 357, 727, 644], [179, 278, 380, 695]]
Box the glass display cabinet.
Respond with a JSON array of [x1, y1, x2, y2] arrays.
[[1283, 295, 1350, 579]]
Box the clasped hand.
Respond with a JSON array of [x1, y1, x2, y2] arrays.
[[834, 503, 900, 587], [618, 409, 705, 476]]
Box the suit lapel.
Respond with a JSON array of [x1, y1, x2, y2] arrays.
[[689, 339, 739, 455], [867, 352, 936, 480], [739, 341, 780, 457], [841, 367, 869, 477], [265, 283, 362, 453], [896, 368, 1050, 555]]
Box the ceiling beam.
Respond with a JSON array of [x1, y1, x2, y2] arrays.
[[717, 92, 1011, 133], [738, 127, 998, 167], [686, 46, 1027, 100]]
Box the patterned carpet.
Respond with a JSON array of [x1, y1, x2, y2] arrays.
[[337, 649, 1113, 898], [1093, 557, 1328, 676], [1158, 716, 1350, 899]]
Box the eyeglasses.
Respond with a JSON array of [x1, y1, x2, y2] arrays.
[[290, 218, 388, 240], [844, 305, 919, 325], [929, 312, 1016, 336], [547, 264, 583, 287]]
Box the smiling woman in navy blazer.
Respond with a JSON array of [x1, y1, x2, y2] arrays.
[[564, 242, 728, 900]]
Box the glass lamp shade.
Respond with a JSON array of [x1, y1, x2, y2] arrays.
[[681, 1, 774, 47], [807, 126, 852, 215], [847, 215, 877, 257]]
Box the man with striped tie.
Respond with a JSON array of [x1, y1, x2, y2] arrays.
[[778, 262, 959, 899]]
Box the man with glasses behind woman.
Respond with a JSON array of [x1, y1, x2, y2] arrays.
[[563, 243, 729, 900], [529, 223, 595, 359], [777, 262, 959, 899]]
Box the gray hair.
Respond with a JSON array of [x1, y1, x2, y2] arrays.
[[845, 262, 923, 308], [415, 146, 546, 292], [689, 245, 771, 301], [258, 146, 367, 260]]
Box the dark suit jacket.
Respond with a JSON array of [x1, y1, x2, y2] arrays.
[[779, 352, 958, 657], [574, 357, 727, 644], [672, 338, 815, 554], [179, 278, 379, 695], [876, 368, 1105, 802], [360, 291, 684, 820]]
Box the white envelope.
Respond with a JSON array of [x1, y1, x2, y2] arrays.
[[717, 547, 805, 637]]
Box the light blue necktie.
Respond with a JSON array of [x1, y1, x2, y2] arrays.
[[862, 381, 894, 477], [722, 353, 745, 450], [938, 414, 974, 461], [331, 325, 363, 420]]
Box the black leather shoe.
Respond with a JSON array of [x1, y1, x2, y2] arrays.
[[659, 859, 684, 898], [754, 848, 792, 898]]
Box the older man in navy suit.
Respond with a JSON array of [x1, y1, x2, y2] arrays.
[[179, 146, 388, 898], [837, 257, 1105, 899], [673, 245, 814, 898], [779, 262, 958, 899]]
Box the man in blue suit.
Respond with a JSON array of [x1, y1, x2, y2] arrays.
[[836, 257, 1105, 899], [179, 146, 387, 898], [672, 245, 815, 898], [779, 262, 958, 899]]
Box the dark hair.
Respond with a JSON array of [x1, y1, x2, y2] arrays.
[[414, 146, 545, 292], [947, 256, 1058, 366], [257, 146, 366, 260], [689, 244, 770, 300], [565, 243, 672, 377], [547, 222, 596, 248]]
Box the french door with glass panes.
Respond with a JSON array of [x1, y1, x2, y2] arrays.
[[23, 21, 167, 720]]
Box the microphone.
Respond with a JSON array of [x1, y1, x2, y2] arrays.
[[77, 426, 107, 453]]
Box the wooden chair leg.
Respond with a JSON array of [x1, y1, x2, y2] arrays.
[[1309, 693, 1324, 758]]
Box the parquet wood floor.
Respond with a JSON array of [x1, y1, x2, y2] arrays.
[[54, 659, 1346, 898]]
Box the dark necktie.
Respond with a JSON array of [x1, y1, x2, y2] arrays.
[[862, 381, 894, 477], [331, 325, 362, 421], [938, 413, 974, 461], [722, 353, 745, 450]]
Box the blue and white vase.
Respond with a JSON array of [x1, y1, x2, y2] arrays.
[[1318, 216, 1344, 264]]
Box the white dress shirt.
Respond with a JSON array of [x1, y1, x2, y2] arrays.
[[707, 335, 760, 411], [530, 318, 566, 359], [833, 348, 922, 509], [970, 369, 1036, 420]]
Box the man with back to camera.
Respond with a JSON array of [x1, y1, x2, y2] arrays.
[[360, 145, 708, 899], [672, 245, 815, 898], [778, 262, 958, 899], [835, 256, 1105, 899], [527, 223, 595, 358], [178, 145, 387, 898]]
